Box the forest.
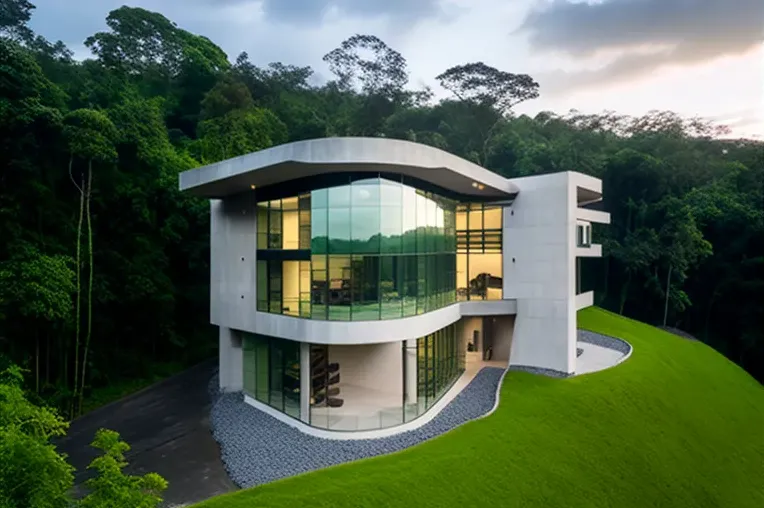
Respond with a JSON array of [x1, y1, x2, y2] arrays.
[[0, 0, 762, 424]]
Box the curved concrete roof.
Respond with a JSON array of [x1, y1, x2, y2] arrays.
[[179, 137, 519, 199]]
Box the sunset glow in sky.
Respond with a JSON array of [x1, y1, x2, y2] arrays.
[[29, 0, 764, 138]]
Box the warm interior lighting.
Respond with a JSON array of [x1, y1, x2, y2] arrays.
[[477, 184, 485, 190], [472, 182, 478, 188], [251, 184, 257, 190]]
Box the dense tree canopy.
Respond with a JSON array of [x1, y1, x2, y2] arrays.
[[0, 0, 761, 424]]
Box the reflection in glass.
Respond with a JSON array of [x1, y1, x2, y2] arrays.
[[380, 256, 401, 319], [312, 206, 328, 254], [328, 207, 351, 254], [257, 204, 268, 249], [328, 255, 351, 321], [351, 207, 380, 253], [257, 177, 460, 321], [351, 255, 379, 320], [242, 333, 301, 419], [380, 206, 402, 253], [257, 260, 268, 311]]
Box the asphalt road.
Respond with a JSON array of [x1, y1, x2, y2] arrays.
[[56, 359, 236, 507]]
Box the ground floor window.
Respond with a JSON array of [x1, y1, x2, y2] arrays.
[[242, 333, 301, 419], [242, 322, 464, 432], [308, 322, 464, 431]]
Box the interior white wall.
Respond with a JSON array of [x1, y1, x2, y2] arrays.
[[328, 343, 403, 399], [503, 172, 577, 374], [458, 316, 483, 353]]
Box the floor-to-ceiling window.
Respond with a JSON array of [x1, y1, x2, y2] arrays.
[[305, 322, 463, 431], [242, 333, 301, 419], [256, 175, 458, 321], [456, 203, 503, 301]]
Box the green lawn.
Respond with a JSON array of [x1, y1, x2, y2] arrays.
[[196, 307, 764, 508]]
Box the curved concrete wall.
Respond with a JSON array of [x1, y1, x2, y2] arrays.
[[243, 299, 516, 345], [180, 137, 520, 199]]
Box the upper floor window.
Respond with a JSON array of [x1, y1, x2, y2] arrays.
[[257, 194, 311, 250], [577, 222, 592, 247], [456, 204, 503, 301]]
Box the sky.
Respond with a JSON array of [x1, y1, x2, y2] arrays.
[[28, 0, 764, 139]]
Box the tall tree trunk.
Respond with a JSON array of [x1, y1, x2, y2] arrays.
[[79, 160, 94, 416], [662, 264, 672, 327], [71, 155, 84, 418], [45, 333, 50, 385], [35, 327, 39, 393]]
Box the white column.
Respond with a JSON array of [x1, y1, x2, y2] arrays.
[[404, 339, 418, 405], [219, 327, 243, 392], [503, 172, 576, 374], [300, 342, 310, 423]]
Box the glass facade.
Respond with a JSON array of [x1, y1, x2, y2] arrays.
[[242, 333, 301, 419], [307, 322, 464, 431], [256, 175, 459, 321], [408, 323, 464, 419], [456, 203, 503, 301], [241, 323, 464, 431]]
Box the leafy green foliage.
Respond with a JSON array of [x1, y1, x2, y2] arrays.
[[0, 247, 75, 323], [0, 0, 35, 43], [63, 109, 119, 163], [79, 429, 167, 508], [0, 363, 166, 507], [0, 365, 74, 508], [195, 107, 287, 163]]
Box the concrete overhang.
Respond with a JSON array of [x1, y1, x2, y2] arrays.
[[179, 137, 520, 200]]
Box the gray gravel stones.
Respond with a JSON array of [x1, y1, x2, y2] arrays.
[[577, 329, 632, 355], [209, 367, 504, 488], [509, 365, 572, 378]]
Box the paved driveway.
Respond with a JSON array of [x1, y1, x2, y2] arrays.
[[56, 359, 236, 507]]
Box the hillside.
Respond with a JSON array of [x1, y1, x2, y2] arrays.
[[196, 307, 764, 508]]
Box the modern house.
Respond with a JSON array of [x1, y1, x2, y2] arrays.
[[179, 137, 610, 437]]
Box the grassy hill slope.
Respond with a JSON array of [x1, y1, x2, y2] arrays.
[[196, 307, 764, 508]]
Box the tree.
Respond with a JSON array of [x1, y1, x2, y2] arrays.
[[78, 429, 167, 508], [436, 62, 539, 165], [199, 74, 255, 121], [0, 247, 75, 393], [655, 197, 712, 326], [195, 107, 287, 163], [323, 34, 408, 97], [0, 364, 74, 507], [0, 0, 35, 43], [63, 109, 118, 416]]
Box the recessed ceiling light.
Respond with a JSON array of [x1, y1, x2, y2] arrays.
[[472, 182, 478, 188], [477, 184, 485, 190], [250, 184, 256, 190]]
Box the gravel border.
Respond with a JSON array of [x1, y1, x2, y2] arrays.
[[578, 329, 632, 355], [508, 365, 572, 378], [209, 367, 504, 488]]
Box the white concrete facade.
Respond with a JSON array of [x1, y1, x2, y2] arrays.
[[181, 137, 609, 430]]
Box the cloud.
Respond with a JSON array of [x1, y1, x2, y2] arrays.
[[256, 0, 443, 24], [520, 0, 764, 90]]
